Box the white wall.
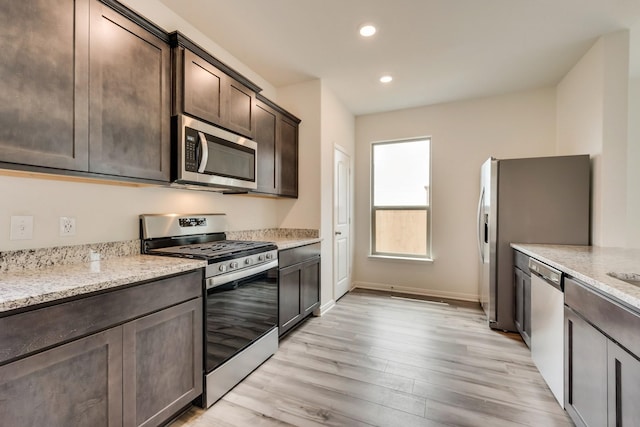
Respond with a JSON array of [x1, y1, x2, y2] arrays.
[[627, 25, 640, 248], [556, 31, 630, 247], [0, 173, 279, 250], [276, 80, 322, 230], [354, 88, 557, 300], [321, 85, 356, 308], [277, 80, 356, 310], [629, 75, 640, 248]]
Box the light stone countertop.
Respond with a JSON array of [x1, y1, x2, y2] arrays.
[[263, 237, 322, 250], [225, 228, 321, 250], [0, 255, 206, 314], [511, 244, 640, 311], [0, 230, 320, 315]]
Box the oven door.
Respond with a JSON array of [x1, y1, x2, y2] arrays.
[[204, 263, 278, 373]]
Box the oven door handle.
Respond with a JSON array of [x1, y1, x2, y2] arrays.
[[206, 259, 278, 290]]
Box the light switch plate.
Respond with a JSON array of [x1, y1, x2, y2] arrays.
[[10, 216, 34, 240]]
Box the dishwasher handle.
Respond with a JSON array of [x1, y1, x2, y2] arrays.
[[529, 258, 563, 291]]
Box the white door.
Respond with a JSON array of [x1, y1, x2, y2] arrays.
[[334, 148, 351, 300]]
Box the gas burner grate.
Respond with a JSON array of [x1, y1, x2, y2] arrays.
[[149, 240, 273, 260]]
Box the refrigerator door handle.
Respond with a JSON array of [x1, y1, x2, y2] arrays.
[[477, 188, 485, 263]]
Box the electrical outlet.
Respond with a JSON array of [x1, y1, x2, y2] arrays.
[[10, 216, 34, 240], [59, 217, 76, 237]]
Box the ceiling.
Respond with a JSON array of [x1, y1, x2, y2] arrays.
[[159, 0, 640, 116]]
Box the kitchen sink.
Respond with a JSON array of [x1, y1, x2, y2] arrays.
[[607, 272, 640, 287]]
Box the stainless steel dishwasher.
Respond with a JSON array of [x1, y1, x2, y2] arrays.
[[529, 258, 564, 408]]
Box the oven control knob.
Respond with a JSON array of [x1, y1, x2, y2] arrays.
[[266, 253, 273, 260], [258, 255, 265, 262], [230, 262, 238, 269], [218, 264, 227, 273], [245, 258, 254, 265]]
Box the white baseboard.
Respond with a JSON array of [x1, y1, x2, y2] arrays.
[[314, 299, 336, 317], [353, 281, 479, 302]]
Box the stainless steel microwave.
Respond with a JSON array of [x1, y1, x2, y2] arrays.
[[172, 114, 257, 191]]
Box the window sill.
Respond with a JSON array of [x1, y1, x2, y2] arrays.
[[368, 254, 434, 264]]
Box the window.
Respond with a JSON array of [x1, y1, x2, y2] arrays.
[[371, 138, 431, 259]]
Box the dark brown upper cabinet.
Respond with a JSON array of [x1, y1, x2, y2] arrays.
[[89, 0, 171, 182], [0, 0, 171, 184], [254, 101, 278, 194], [0, 0, 89, 171], [171, 32, 259, 140], [253, 95, 300, 198], [278, 114, 299, 198]]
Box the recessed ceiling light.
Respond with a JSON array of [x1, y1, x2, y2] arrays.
[[359, 24, 376, 37], [379, 75, 393, 83]]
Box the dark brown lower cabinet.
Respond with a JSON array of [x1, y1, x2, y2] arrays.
[[0, 271, 203, 427], [514, 265, 531, 347], [565, 307, 608, 427], [0, 327, 123, 426], [513, 250, 531, 347], [565, 276, 640, 427], [123, 299, 202, 427], [607, 340, 640, 426], [278, 244, 320, 336]]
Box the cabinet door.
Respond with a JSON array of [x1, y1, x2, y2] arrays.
[[89, 0, 170, 181], [0, 327, 123, 427], [565, 307, 608, 427], [0, 0, 89, 171], [522, 272, 532, 345], [122, 298, 203, 427], [279, 263, 302, 335], [277, 115, 299, 197], [183, 49, 224, 128], [225, 78, 255, 138], [254, 101, 278, 194], [608, 340, 640, 427], [513, 267, 531, 347], [300, 257, 320, 317], [514, 268, 524, 335]]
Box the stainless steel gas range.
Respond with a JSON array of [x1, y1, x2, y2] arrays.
[[140, 213, 278, 408]]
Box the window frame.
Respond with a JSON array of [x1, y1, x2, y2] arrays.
[[369, 137, 432, 261]]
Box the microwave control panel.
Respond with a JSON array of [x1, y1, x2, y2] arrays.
[[184, 127, 199, 172]]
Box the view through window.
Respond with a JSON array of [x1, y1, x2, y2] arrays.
[[371, 138, 431, 258]]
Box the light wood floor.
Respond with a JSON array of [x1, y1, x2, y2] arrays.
[[170, 289, 574, 426]]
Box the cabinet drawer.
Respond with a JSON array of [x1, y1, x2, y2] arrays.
[[279, 243, 321, 268], [0, 269, 202, 365], [565, 277, 640, 357]]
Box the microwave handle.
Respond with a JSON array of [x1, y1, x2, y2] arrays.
[[197, 132, 209, 173]]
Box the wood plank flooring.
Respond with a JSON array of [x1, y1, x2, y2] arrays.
[[170, 289, 574, 426]]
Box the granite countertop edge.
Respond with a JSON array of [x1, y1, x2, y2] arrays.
[[0, 255, 206, 314], [269, 237, 323, 250], [511, 243, 640, 312]]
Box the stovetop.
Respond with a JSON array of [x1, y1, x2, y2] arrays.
[[148, 240, 274, 261]]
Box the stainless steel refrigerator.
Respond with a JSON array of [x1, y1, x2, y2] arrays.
[[477, 155, 590, 331]]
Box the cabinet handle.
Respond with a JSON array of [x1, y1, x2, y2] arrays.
[[615, 358, 622, 427], [197, 132, 208, 173], [335, 231, 342, 236]]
